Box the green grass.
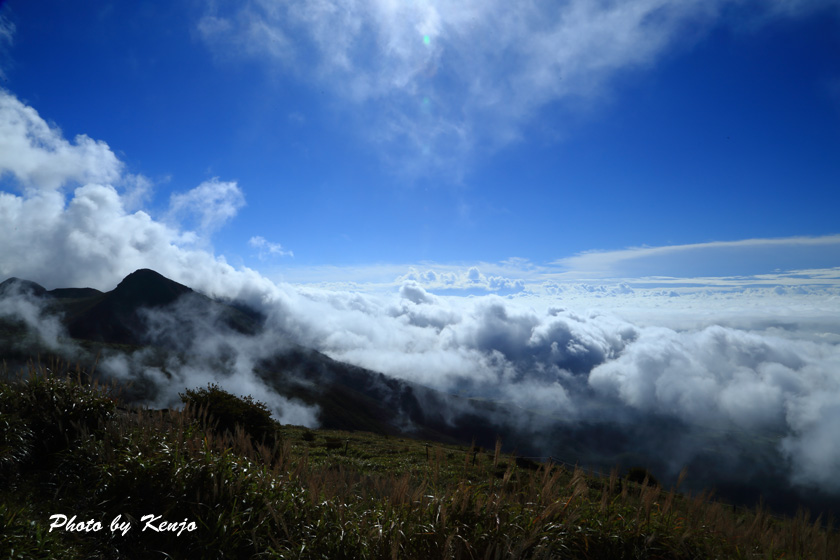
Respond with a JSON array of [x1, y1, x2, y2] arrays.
[[1, 361, 838, 559]]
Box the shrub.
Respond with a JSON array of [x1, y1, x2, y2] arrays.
[[625, 466, 660, 487], [515, 456, 540, 470], [324, 437, 344, 450], [179, 383, 279, 447]]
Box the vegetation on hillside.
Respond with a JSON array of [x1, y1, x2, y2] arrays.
[[1, 361, 837, 559]]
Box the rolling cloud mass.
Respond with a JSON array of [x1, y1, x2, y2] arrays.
[[1, 89, 839, 498]]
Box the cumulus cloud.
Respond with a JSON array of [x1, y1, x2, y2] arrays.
[[0, 90, 270, 299], [399, 265, 526, 294], [0, 91, 123, 191], [195, 0, 838, 175], [167, 178, 245, 237], [399, 280, 436, 305], [0, 180, 249, 294]]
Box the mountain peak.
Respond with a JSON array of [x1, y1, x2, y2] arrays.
[[0, 277, 47, 298], [112, 269, 193, 308]]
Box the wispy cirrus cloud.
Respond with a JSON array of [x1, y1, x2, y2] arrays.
[[553, 236, 840, 279], [195, 0, 839, 177], [269, 235, 840, 298], [249, 235, 293, 259], [0, 8, 14, 80], [0, 9, 14, 46]]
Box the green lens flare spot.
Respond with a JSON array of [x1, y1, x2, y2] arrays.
[[423, 35, 430, 45]]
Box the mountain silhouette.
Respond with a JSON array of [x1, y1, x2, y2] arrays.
[[0, 277, 48, 299], [112, 268, 193, 307], [59, 269, 193, 345], [47, 287, 103, 299], [0, 277, 105, 301], [31, 268, 261, 346], [0, 269, 517, 448]]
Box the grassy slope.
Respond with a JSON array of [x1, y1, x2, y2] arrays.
[[1, 364, 838, 560], [2, 315, 836, 525]]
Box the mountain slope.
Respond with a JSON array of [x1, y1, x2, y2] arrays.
[[0, 269, 514, 443], [47, 269, 263, 345], [61, 269, 194, 345]]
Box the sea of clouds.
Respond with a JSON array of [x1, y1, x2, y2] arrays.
[[2, 86, 840, 496]]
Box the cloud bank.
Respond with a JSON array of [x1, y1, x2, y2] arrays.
[[1, 89, 840, 496]]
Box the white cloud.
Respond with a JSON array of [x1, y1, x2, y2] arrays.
[[0, 13, 14, 81], [399, 280, 436, 305], [195, 0, 837, 176], [588, 324, 840, 490], [0, 283, 67, 353], [0, 12, 14, 46], [167, 178, 245, 237], [0, 91, 272, 301], [781, 391, 840, 490], [0, 90, 123, 191], [249, 235, 293, 259], [555, 236, 840, 279], [398, 265, 527, 294]]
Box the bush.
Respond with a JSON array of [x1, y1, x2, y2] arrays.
[[179, 383, 279, 447], [515, 456, 540, 470], [625, 466, 660, 487], [324, 437, 344, 450]]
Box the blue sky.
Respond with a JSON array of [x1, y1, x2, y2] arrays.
[[1, 0, 839, 285]]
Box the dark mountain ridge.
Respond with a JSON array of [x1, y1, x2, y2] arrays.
[[0, 269, 513, 444], [2, 269, 838, 521], [0, 277, 48, 298], [38, 269, 265, 346], [0, 277, 103, 300]]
